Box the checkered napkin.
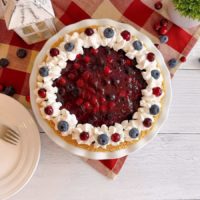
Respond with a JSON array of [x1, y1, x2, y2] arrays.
[[0, 0, 199, 179]]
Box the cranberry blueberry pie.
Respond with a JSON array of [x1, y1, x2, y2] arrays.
[[35, 23, 164, 152]]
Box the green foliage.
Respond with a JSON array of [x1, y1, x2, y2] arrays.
[[173, 0, 200, 20]]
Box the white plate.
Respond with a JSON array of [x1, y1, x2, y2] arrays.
[[30, 19, 172, 160], [0, 94, 40, 200]]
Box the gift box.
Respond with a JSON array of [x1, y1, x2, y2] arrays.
[[0, 0, 57, 44]]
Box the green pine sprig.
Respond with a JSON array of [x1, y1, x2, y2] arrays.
[[173, 0, 200, 20]]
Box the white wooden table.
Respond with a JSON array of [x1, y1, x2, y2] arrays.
[[11, 40, 200, 200]]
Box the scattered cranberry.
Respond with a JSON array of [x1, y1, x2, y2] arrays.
[[82, 71, 91, 81], [180, 56, 186, 62], [143, 118, 152, 127], [111, 133, 121, 142], [50, 48, 59, 57], [68, 73, 76, 80], [26, 95, 30, 102], [80, 131, 90, 141], [76, 98, 83, 106], [84, 28, 94, 36], [91, 48, 98, 55], [93, 106, 99, 113], [73, 62, 81, 69], [99, 97, 106, 104], [91, 97, 98, 106], [38, 88, 46, 98], [107, 56, 114, 64], [58, 77, 67, 86], [108, 101, 116, 109], [121, 30, 131, 41], [100, 105, 107, 112], [119, 90, 127, 97], [76, 79, 84, 88], [154, 23, 161, 32], [159, 26, 168, 35], [104, 66, 112, 75], [76, 54, 82, 59], [152, 87, 162, 97], [125, 59, 132, 66], [84, 56, 90, 63], [160, 18, 169, 27], [154, 1, 162, 10], [44, 106, 53, 115], [147, 52, 155, 62]]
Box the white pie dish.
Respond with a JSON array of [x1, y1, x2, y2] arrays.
[[30, 19, 172, 160]]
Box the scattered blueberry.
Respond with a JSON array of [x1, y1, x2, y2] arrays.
[[97, 134, 109, 145], [149, 104, 160, 115], [168, 58, 177, 68], [57, 121, 69, 132], [133, 40, 143, 50], [3, 86, 15, 96], [151, 70, 160, 79], [39, 66, 49, 77], [64, 42, 74, 52], [103, 28, 114, 38], [17, 48, 27, 58], [0, 58, 9, 68], [129, 128, 139, 138], [159, 35, 168, 43]]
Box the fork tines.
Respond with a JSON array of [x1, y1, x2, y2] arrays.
[[3, 127, 20, 145]]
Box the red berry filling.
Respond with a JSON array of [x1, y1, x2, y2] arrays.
[[53, 47, 147, 127], [80, 131, 89, 141], [111, 133, 121, 142]]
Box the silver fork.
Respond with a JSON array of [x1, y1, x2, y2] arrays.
[[0, 125, 20, 145]]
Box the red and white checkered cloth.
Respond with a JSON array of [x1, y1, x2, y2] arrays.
[[0, 0, 199, 179]]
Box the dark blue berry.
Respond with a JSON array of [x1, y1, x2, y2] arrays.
[[149, 104, 160, 115], [133, 40, 143, 50], [151, 70, 160, 79], [0, 58, 9, 68], [129, 128, 139, 138], [39, 67, 49, 77], [57, 121, 69, 132], [3, 86, 15, 96], [159, 35, 168, 43], [64, 42, 74, 52], [103, 28, 114, 38], [168, 58, 177, 68], [97, 134, 109, 145], [17, 48, 27, 58]]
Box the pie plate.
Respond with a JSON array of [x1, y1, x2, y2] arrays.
[[30, 19, 172, 160]]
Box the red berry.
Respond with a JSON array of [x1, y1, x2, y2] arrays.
[[76, 79, 84, 88], [121, 30, 131, 41], [126, 59, 132, 66], [38, 88, 46, 98], [154, 1, 162, 10], [100, 105, 107, 112], [108, 101, 116, 109], [180, 56, 186, 62], [82, 71, 91, 81], [99, 97, 106, 104], [119, 90, 127, 97], [111, 133, 121, 142], [153, 23, 161, 32], [84, 56, 90, 63], [0, 84, 4, 92], [160, 18, 169, 27], [26, 95, 30, 102], [104, 66, 112, 75], [44, 106, 53, 115], [76, 54, 82, 59], [73, 62, 81, 69], [80, 132, 89, 141], [91, 48, 98, 55], [50, 48, 59, 57], [68, 73, 76, 80], [93, 105, 99, 113], [58, 77, 67, 86], [85, 28, 94, 36], [91, 97, 98, 106], [152, 87, 162, 97], [143, 118, 152, 127], [159, 26, 168, 35], [84, 102, 91, 110], [147, 52, 155, 62], [76, 98, 83, 106], [107, 56, 114, 64]]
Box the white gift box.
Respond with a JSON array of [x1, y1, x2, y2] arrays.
[[0, 0, 57, 44]]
